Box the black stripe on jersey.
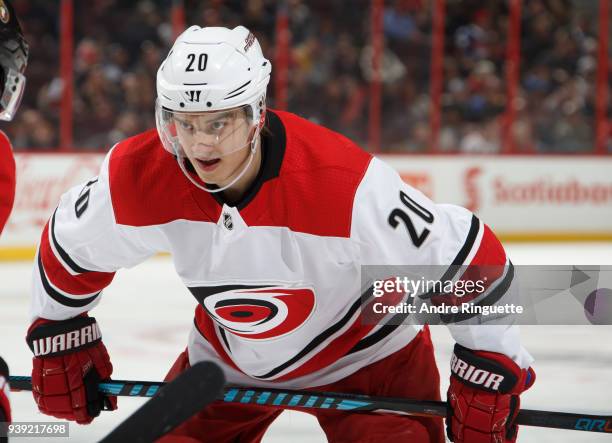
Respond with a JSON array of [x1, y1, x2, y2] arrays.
[[50, 209, 94, 274], [37, 253, 100, 308], [440, 260, 515, 323], [254, 287, 374, 380], [348, 324, 400, 355], [419, 215, 481, 302], [218, 327, 232, 353], [348, 296, 419, 354], [193, 317, 206, 340], [451, 214, 480, 266], [193, 317, 233, 355]]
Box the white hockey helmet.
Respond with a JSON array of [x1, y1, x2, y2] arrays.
[[155, 25, 271, 158]]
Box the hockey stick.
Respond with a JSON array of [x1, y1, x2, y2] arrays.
[[9, 362, 224, 443], [99, 361, 225, 443], [10, 376, 611, 434]]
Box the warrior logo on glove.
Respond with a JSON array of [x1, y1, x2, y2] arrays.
[[28, 320, 101, 357], [451, 353, 509, 391]]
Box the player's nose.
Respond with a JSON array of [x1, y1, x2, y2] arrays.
[[191, 142, 217, 157], [192, 129, 219, 144]]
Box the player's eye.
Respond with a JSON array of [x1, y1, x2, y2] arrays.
[[177, 119, 195, 132], [206, 119, 227, 134]]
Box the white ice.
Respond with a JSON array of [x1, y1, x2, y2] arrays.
[[1, 242, 611, 442]]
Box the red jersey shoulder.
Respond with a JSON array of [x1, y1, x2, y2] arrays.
[[0, 130, 16, 234], [108, 129, 218, 226], [275, 110, 372, 175], [258, 111, 372, 238]]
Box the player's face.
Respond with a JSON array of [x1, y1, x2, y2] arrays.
[[174, 109, 255, 186]]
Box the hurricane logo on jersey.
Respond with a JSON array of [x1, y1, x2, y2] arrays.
[[201, 286, 316, 340]]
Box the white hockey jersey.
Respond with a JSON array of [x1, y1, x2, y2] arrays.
[[31, 110, 532, 388]]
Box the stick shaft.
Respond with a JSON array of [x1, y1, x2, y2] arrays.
[[10, 376, 612, 434], [100, 362, 225, 443]]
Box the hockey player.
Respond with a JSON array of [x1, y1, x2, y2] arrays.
[[0, 0, 27, 234], [0, 0, 29, 433], [0, 357, 10, 443], [0, 356, 10, 423], [27, 26, 535, 442]]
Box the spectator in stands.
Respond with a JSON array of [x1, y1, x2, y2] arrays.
[[7, 0, 604, 154]]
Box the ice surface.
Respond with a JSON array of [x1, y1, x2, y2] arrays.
[[1, 242, 610, 442]]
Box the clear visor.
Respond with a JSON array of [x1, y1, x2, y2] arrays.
[[0, 68, 26, 121], [156, 102, 257, 159]]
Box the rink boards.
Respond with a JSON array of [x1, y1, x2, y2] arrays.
[[1, 153, 611, 260]]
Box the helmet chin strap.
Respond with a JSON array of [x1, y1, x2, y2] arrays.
[[174, 127, 260, 194]]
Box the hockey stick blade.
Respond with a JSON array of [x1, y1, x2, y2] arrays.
[[99, 361, 225, 443]]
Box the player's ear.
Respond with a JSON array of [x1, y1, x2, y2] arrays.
[[257, 106, 267, 131]]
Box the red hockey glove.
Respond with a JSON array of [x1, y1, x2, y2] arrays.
[[26, 316, 117, 424], [0, 356, 11, 423], [446, 344, 535, 443]]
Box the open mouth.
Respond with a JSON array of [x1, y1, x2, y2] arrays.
[[196, 158, 221, 171]]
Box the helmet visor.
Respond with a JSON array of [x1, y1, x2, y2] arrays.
[[156, 103, 256, 159]]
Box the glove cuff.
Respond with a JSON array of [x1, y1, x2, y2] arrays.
[[451, 344, 532, 395], [26, 316, 102, 358]]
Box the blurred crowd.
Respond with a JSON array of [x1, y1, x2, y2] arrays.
[[2, 0, 610, 153]]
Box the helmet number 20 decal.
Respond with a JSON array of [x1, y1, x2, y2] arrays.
[[185, 53, 208, 72]]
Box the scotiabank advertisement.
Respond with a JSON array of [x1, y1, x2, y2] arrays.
[[0, 153, 611, 255], [384, 155, 612, 238]]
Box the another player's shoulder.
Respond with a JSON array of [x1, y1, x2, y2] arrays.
[[0, 130, 14, 160], [0, 129, 16, 200], [0, 130, 16, 234]]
